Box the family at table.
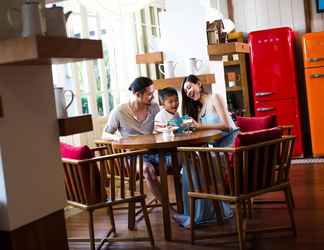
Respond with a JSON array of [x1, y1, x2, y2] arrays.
[[102, 74, 238, 228]]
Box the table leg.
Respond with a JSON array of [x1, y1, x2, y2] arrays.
[[159, 150, 172, 241], [171, 149, 183, 213]]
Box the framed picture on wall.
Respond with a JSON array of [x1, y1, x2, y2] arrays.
[[316, 0, 324, 13]]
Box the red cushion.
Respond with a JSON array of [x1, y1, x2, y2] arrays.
[[60, 142, 94, 159], [234, 127, 283, 147], [236, 115, 277, 132], [60, 143, 101, 205]]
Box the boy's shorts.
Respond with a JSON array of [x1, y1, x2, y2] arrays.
[[143, 153, 172, 169]]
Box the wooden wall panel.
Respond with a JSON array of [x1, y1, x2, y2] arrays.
[[309, 0, 324, 31], [268, 0, 281, 28], [244, 0, 257, 32], [233, 0, 306, 33], [255, 0, 269, 29]]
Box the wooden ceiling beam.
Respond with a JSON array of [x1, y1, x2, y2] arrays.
[[227, 0, 234, 21], [304, 0, 312, 33]]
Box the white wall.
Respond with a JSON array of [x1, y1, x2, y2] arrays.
[[0, 0, 67, 231], [0, 66, 67, 231], [233, 0, 305, 33], [159, 0, 227, 102]]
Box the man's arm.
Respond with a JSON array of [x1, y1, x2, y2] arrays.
[[102, 109, 121, 140]]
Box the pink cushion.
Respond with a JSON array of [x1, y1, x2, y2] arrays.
[[60, 143, 102, 205], [236, 115, 277, 132], [60, 142, 94, 159], [231, 127, 283, 193], [234, 127, 283, 147]]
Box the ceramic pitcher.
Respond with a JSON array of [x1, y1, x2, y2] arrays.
[[7, 0, 45, 37], [186, 58, 203, 75], [159, 61, 177, 78], [54, 87, 74, 118], [45, 5, 72, 37]]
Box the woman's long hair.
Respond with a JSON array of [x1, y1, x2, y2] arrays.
[[181, 75, 203, 121]]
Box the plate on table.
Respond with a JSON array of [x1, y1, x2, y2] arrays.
[[156, 126, 179, 133]]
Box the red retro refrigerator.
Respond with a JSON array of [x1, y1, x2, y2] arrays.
[[248, 27, 303, 156], [302, 32, 324, 156]]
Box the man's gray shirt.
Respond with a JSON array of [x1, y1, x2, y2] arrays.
[[105, 102, 160, 137]]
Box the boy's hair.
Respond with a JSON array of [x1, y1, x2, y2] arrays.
[[158, 87, 178, 104]]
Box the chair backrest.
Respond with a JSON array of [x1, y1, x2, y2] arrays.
[[178, 136, 295, 197], [62, 149, 147, 206], [236, 115, 293, 135], [95, 140, 132, 178]]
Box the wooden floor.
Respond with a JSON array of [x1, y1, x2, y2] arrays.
[[66, 164, 324, 250]]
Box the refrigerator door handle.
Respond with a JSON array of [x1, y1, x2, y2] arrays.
[[255, 91, 273, 97], [256, 107, 274, 112], [308, 57, 324, 63], [310, 73, 324, 79]]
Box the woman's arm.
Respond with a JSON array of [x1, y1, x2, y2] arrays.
[[196, 94, 231, 132]]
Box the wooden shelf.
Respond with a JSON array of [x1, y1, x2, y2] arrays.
[[208, 42, 249, 60], [224, 60, 241, 67], [0, 36, 103, 65], [58, 114, 93, 136], [136, 52, 164, 64], [153, 74, 215, 90], [226, 86, 242, 92]]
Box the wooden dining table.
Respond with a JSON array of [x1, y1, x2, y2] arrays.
[[112, 129, 224, 241]]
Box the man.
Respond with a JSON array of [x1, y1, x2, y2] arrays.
[[103, 76, 167, 204]]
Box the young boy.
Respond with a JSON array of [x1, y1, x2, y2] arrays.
[[154, 87, 180, 130]]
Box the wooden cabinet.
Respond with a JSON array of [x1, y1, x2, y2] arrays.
[[208, 32, 251, 117]]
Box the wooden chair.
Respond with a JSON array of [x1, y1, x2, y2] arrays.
[[62, 148, 154, 250], [252, 125, 295, 208], [178, 136, 296, 250], [95, 139, 178, 216]]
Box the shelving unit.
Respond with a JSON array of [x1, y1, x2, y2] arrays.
[[0, 35, 102, 136], [153, 74, 215, 90], [136, 51, 164, 64], [208, 32, 251, 117], [226, 86, 243, 92], [208, 42, 249, 59], [0, 36, 103, 65], [135, 52, 216, 90], [58, 115, 93, 136]]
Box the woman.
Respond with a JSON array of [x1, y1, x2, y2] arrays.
[[181, 74, 238, 146], [176, 74, 238, 228]]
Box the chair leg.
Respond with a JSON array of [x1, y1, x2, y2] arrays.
[[287, 185, 296, 208], [107, 205, 116, 235], [212, 201, 224, 225], [242, 200, 247, 218], [171, 150, 183, 213], [189, 196, 196, 244], [235, 202, 246, 250], [285, 187, 297, 237], [88, 210, 96, 250], [128, 201, 136, 230], [247, 199, 253, 219], [140, 199, 155, 247]]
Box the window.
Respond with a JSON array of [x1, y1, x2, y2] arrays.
[[51, 0, 117, 118], [134, 5, 164, 79]]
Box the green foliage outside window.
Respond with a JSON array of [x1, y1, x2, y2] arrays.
[[81, 96, 89, 114]]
